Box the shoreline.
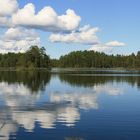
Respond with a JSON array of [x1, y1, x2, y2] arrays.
[[0, 67, 140, 73]]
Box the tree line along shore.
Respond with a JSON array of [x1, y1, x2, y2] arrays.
[[0, 46, 140, 69], [52, 50, 140, 69]]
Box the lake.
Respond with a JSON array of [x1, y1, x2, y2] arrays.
[[0, 69, 140, 140]]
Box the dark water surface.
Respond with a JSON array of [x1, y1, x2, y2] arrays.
[[0, 70, 140, 140]]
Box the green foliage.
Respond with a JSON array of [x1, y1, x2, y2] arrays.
[[0, 70, 51, 92], [1, 47, 140, 69], [51, 59, 60, 67], [53, 50, 140, 68], [0, 46, 51, 69]]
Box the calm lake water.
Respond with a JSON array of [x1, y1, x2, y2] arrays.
[[0, 69, 140, 140]]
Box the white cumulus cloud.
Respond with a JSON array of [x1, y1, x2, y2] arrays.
[[0, 0, 18, 16], [0, 27, 40, 53], [0, 17, 11, 27], [89, 45, 113, 53], [89, 41, 125, 53], [0, 0, 126, 54], [49, 25, 100, 45], [105, 41, 125, 47], [12, 3, 81, 32]]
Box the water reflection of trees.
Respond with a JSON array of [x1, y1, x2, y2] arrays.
[[65, 137, 84, 140], [59, 74, 140, 89], [0, 71, 51, 92], [0, 72, 140, 140]]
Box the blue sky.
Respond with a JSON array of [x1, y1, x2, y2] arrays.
[[0, 0, 140, 58]]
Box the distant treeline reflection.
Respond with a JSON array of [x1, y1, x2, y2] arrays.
[[59, 74, 140, 89], [0, 71, 51, 92], [0, 71, 140, 92]]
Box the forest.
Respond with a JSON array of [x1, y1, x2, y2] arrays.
[[0, 46, 51, 69], [0, 47, 140, 69], [51, 50, 140, 68]]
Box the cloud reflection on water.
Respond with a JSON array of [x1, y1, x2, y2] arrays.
[[0, 74, 128, 140]]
